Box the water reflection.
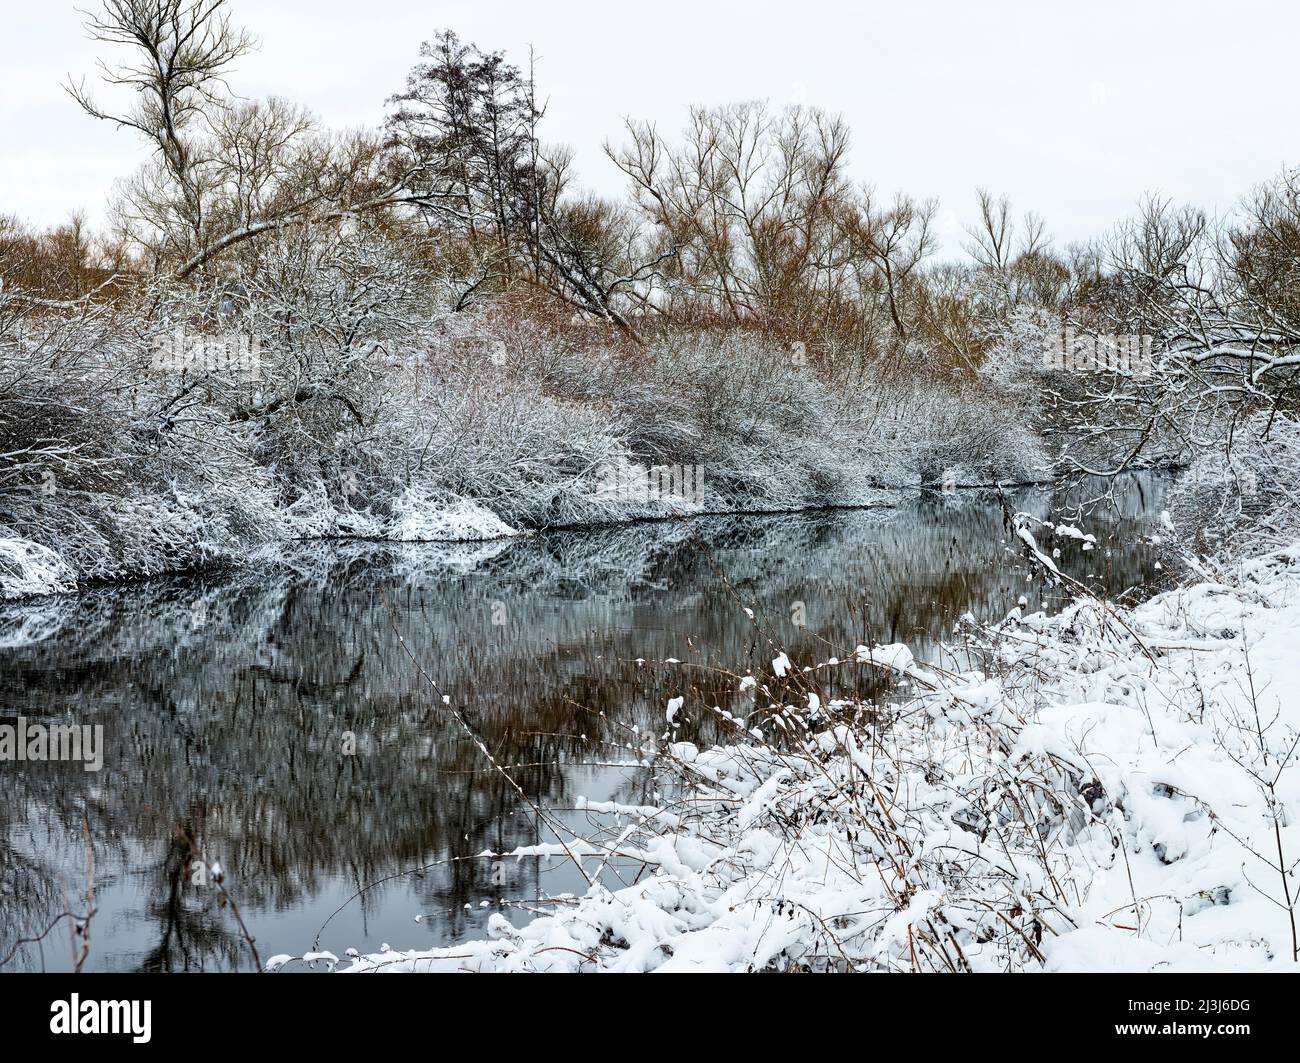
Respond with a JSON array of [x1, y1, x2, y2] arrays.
[[0, 476, 1168, 970]]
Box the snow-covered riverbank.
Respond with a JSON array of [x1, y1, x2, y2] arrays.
[[303, 539, 1300, 973], [2, 309, 1055, 603], [0, 484, 905, 601]]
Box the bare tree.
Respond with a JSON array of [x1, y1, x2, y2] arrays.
[[69, 1, 445, 283], [388, 31, 665, 341]]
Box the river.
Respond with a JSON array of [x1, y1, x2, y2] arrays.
[[0, 475, 1169, 970]]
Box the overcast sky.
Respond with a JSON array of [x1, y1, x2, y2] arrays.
[[2, 0, 1296, 255]]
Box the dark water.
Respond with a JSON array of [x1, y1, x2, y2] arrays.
[[0, 476, 1168, 971]]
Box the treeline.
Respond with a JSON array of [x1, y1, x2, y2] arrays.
[[3, 0, 1300, 597]]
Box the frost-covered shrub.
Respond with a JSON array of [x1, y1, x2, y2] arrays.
[[1, 477, 280, 585], [386, 355, 636, 527], [0, 539, 77, 598], [2, 278, 1062, 596], [975, 305, 1192, 474], [1167, 414, 1300, 555], [976, 304, 1060, 393], [869, 376, 1051, 486], [389, 491, 517, 542], [622, 332, 858, 509], [0, 298, 282, 588], [374, 319, 889, 523]]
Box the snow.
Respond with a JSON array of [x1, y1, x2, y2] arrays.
[[1, 306, 1057, 603], [852, 642, 915, 672], [281, 488, 518, 543], [295, 539, 1300, 973], [1052, 523, 1097, 545], [390, 493, 518, 542], [0, 538, 77, 599]]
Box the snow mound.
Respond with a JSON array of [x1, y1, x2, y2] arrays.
[[390, 493, 517, 542], [280, 486, 517, 543], [0, 539, 77, 599]]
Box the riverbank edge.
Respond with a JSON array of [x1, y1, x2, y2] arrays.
[[1, 465, 1183, 604], [3, 487, 910, 603]]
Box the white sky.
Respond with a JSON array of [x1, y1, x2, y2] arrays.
[[2, 0, 1296, 256]]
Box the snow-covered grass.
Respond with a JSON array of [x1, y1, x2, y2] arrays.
[[307, 537, 1300, 973]]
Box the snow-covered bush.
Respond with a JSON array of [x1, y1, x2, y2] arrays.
[[0, 539, 77, 598], [868, 374, 1051, 486], [2, 259, 1060, 597], [975, 305, 1189, 474], [1166, 413, 1300, 556], [976, 304, 1060, 392], [618, 331, 858, 509], [375, 317, 894, 522], [0, 284, 283, 588]]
